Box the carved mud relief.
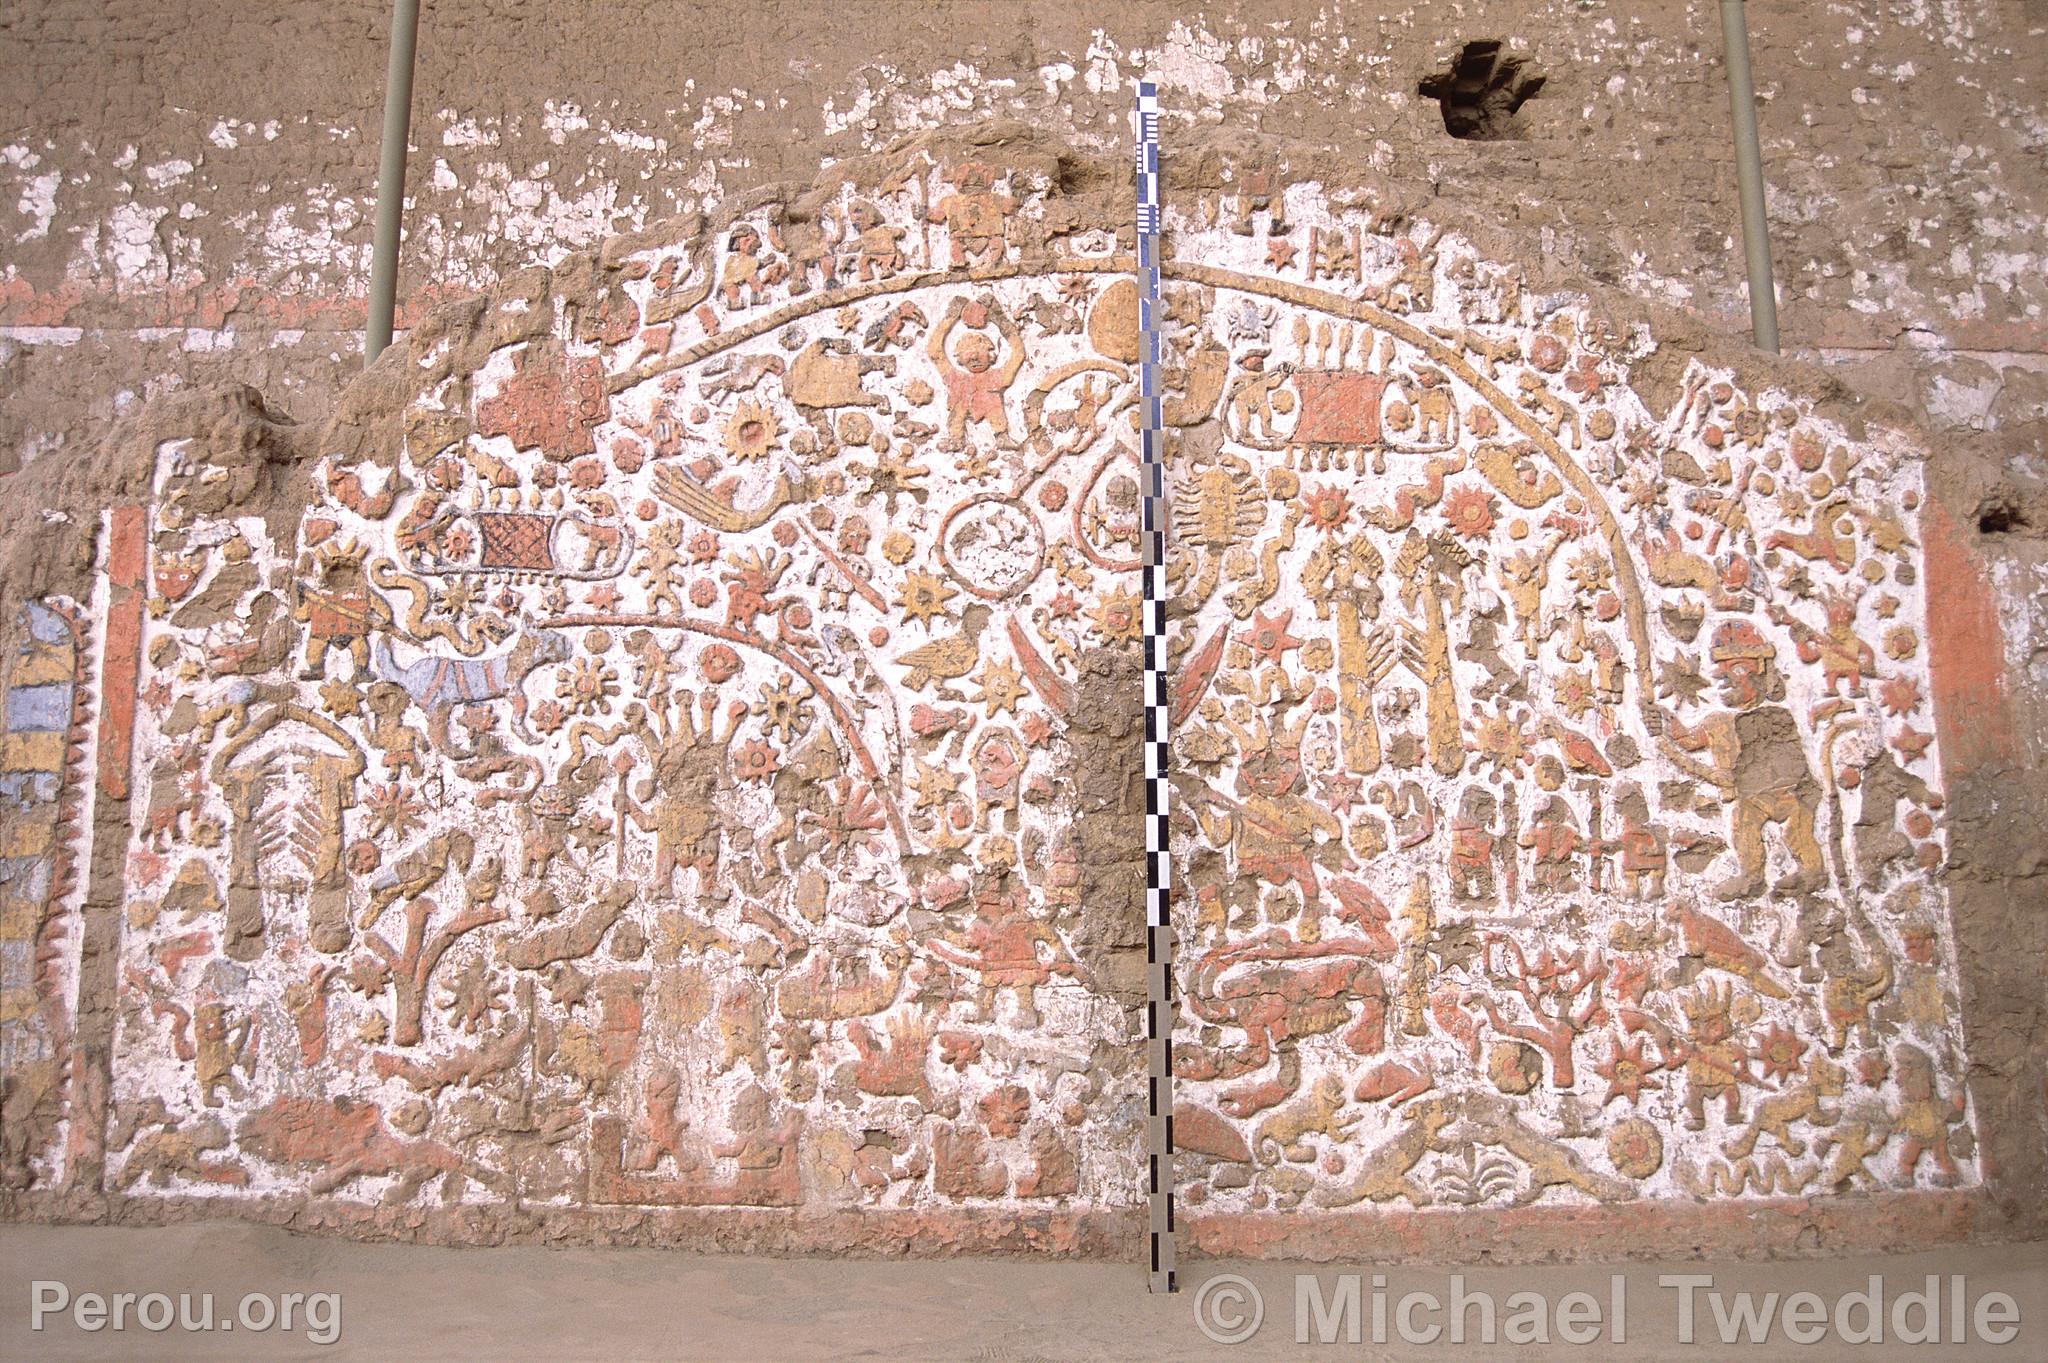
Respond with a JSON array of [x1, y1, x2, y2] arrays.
[[79, 155, 1969, 1232], [1163, 201, 1972, 1216]]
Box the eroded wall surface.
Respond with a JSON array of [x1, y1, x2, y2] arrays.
[[0, 148, 2010, 1256]]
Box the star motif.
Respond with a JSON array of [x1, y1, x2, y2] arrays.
[[972, 657, 1028, 716], [1266, 235, 1298, 271], [1877, 675, 1922, 717], [910, 758, 961, 811], [894, 570, 958, 628], [1088, 586, 1142, 646], [1891, 725, 1934, 764], [1237, 608, 1303, 666], [1655, 652, 1710, 707], [319, 678, 364, 718], [1595, 1033, 1663, 1106]]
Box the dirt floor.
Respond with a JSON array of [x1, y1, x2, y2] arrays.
[[0, 1224, 2041, 1361]]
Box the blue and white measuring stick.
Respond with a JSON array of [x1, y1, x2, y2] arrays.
[[1134, 79, 1177, 1297]]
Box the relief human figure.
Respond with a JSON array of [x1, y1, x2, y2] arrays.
[[927, 161, 1014, 268], [928, 295, 1026, 452], [625, 693, 747, 900], [1659, 620, 1826, 899]]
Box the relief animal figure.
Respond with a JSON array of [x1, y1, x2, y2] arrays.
[[1179, 929, 1393, 1102], [1455, 1092, 1636, 1204], [1726, 1054, 1845, 1160], [1254, 1072, 1359, 1164], [372, 625, 571, 747], [236, 1095, 479, 1200], [1315, 1097, 1454, 1207], [784, 336, 896, 415], [194, 1002, 257, 1108]]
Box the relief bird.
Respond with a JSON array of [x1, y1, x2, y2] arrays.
[[1667, 900, 1790, 999], [894, 604, 992, 699], [652, 462, 809, 532], [362, 830, 476, 928], [1542, 718, 1614, 776]]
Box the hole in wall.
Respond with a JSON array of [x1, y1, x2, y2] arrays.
[[1418, 41, 1547, 141], [1976, 495, 2028, 535]]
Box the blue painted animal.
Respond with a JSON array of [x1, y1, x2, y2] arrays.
[[371, 625, 571, 743]]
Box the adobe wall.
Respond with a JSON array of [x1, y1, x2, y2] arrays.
[[0, 3, 2042, 1260]]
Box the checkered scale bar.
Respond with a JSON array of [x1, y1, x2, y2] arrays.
[[1134, 78, 1177, 1298]]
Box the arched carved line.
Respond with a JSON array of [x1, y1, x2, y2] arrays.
[[1160, 260, 1657, 728], [536, 612, 908, 853], [596, 248, 1655, 724], [605, 257, 1129, 396]]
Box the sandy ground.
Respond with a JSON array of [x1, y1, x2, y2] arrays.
[[1, 1223, 2042, 1361]]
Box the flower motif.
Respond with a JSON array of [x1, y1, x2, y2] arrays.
[[895, 569, 958, 628], [978, 1085, 1031, 1140], [1299, 484, 1352, 532], [556, 657, 620, 716], [1565, 353, 1608, 399], [698, 644, 742, 685], [1088, 586, 1143, 646], [686, 529, 720, 564], [1473, 709, 1531, 774], [530, 699, 569, 735], [1567, 548, 1614, 596], [1441, 484, 1498, 539], [722, 399, 781, 462], [752, 675, 813, 744], [363, 782, 426, 841], [734, 738, 780, 783], [1606, 1117, 1664, 1179]]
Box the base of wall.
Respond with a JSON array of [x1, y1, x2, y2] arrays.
[[0, 1189, 2003, 1264]]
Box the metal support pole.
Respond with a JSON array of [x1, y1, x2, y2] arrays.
[[1719, 0, 1779, 353], [365, 0, 422, 365]]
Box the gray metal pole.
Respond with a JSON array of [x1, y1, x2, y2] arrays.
[[365, 0, 422, 366], [1719, 0, 1779, 353]]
